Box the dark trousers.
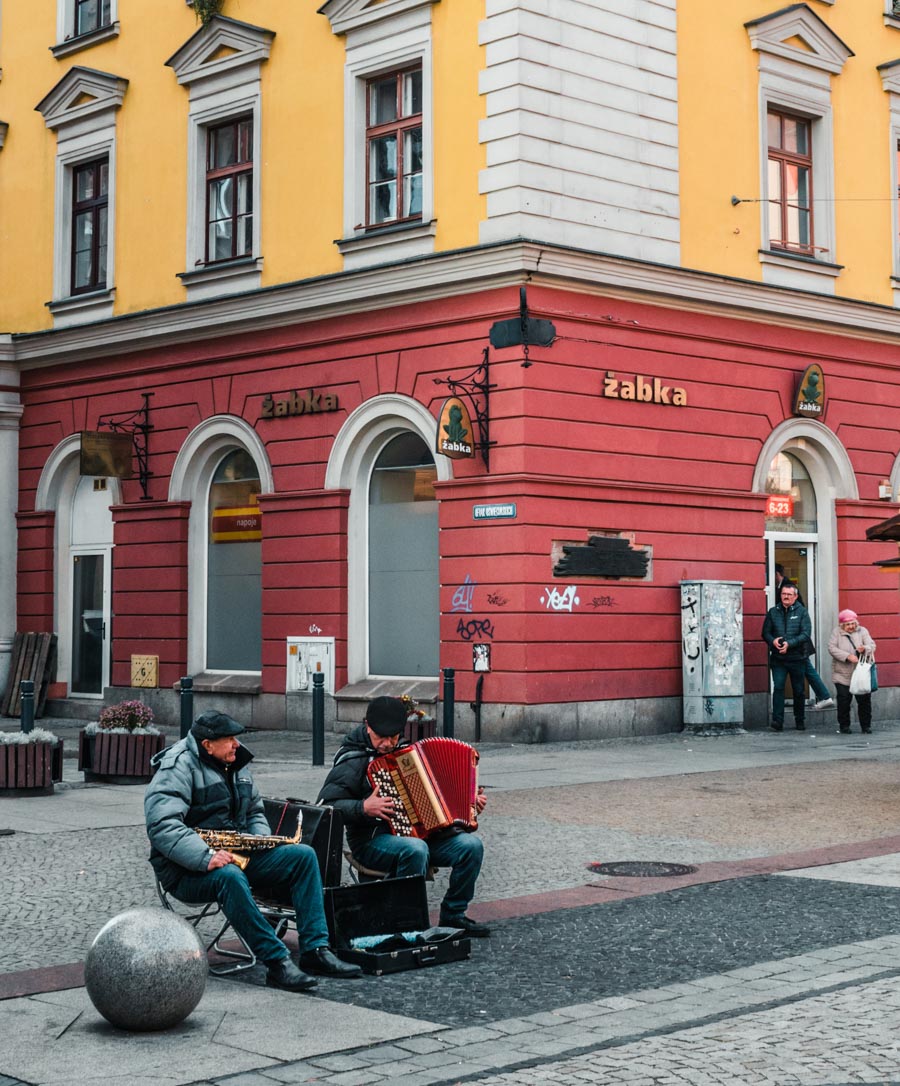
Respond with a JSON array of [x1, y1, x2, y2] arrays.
[[771, 658, 806, 727], [835, 682, 872, 732], [172, 843, 329, 964]]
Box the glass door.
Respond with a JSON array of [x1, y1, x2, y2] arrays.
[[71, 550, 110, 695]]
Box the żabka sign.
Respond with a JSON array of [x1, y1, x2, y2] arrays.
[[602, 372, 687, 406], [259, 389, 339, 418], [793, 364, 825, 419]]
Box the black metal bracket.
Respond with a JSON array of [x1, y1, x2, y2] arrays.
[[96, 392, 154, 500], [488, 285, 555, 367], [434, 348, 496, 472]]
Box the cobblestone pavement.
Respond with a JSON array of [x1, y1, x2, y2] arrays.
[[6, 724, 900, 1084]]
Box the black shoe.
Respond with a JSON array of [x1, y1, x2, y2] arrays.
[[439, 913, 491, 938], [265, 957, 318, 992], [839, 728, 851, 734], [795, 723, 805, 731], [770, 724, 783, 732], [862, 728, 872, 734], [298, 947, 362, 978]]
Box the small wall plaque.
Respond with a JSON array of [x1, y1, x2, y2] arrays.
[[131, 655, 159, 689]]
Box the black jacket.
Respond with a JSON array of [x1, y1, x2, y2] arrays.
[[761, 600, 812, 662], [316, 724, 411, 855]]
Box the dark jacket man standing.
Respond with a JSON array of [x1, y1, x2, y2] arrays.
[[762, 582, 812, 731]]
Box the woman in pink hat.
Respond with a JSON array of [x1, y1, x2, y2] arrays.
[[827, 610, 876, 734]]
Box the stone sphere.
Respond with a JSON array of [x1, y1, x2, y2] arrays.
[[85, 907, 207, 1031]]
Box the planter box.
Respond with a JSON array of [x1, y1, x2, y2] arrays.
[[78, 730, 165, 784], [0, 741, 55, 795]]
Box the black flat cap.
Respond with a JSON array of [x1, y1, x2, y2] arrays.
[[192, 710, 245, 740], [365, 696, 408, 737]]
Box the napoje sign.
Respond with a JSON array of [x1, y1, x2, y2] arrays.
[[602, 372, 687, 406]]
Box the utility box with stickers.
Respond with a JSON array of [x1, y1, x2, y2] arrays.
[[680, 580, 744, 731]]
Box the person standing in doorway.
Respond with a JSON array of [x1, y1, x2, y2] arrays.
[[762, 581, 811, 731], [773, 565, 834, 710]]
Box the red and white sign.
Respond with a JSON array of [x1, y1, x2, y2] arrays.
[[765, 495, 794, 518]]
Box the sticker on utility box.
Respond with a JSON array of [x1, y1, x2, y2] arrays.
[[473, 503, 517, 520]]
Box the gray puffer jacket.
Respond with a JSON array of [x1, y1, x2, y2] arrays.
[[144, 733, 269, 890]]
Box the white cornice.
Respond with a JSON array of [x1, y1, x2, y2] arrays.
[[165, 15, 274, 86], [319, 0, 437, 37], [746, 3, 853, 74], [35, 66, 128, 130], [15, 242, 900, 369]]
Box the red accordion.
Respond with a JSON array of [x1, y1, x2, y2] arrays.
[[367, 737, 480, 839]]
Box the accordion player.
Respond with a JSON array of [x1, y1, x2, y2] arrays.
[[366, 736, 480, 840]]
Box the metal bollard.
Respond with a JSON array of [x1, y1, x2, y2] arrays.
[[180, 676, 194, 739], [471, 673, 484, 744], [19, 680, 35, 735], [311, 671, 325, 766], [442, 667, 455, 739]]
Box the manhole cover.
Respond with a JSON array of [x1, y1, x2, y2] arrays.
[[587, 861, 697, 878]]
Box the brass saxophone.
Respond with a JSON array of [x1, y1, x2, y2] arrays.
[[197, 816, 303, 870]]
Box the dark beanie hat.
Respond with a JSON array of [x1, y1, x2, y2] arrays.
[[365, 696, 408, 737], [192, 710, 245, 740]]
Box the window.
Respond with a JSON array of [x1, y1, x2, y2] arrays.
[[746, 6, 850, 291], [71, 157, 109, 294], [74, 0, 111, 37], [206, 118, 253, 263], [52, 0, 118, 56], [36, 66, 125, 326], [366, 68, 422, 228], [322, 0, 437, 270], [767, 112, 813, 256], [166, 17, 273, 301]]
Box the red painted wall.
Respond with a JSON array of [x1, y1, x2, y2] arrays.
[[15, 283, 900, 708]]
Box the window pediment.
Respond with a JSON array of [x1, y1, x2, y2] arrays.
[[746, 4, 853, 74], [879, 58, 900, 95], [319, 0, 437, 36], [165, 15, 274, 86], [35, 66, 127, 130]]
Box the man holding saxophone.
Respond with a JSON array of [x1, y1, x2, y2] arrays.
[[144, 710, 361, 991]]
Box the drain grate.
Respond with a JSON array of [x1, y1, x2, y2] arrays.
[[588, 860, 697, 878]]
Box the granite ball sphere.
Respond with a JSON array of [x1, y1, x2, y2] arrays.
[[84, 907, 207, 1031]]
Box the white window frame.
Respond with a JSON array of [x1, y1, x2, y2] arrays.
[[321, 0, 437, 271], [166, 16, 273, 302], [886, 0, 900, 31], [53, 0, 119, 59], [36, 66, 126, 327], [746, 6, 852, 292]]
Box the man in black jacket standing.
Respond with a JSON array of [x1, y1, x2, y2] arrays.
[[762, 582, 812, 731], [317, 696, 490, 936]]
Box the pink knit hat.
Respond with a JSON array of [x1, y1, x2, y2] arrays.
[[838, 609, 858, 623]]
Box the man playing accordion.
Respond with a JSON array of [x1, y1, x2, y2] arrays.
[[317, 696, 490, 936]]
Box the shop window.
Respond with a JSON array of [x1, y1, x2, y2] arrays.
[[767, 111, 813, 256], [206, 117, 253, 263], [71, 157, 109, 294], [368, 433, 438, 677], [206, 449, 261, 671], [765, 451, 818, 533], [366, 67, 422, 228]]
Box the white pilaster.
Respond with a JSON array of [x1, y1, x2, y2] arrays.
[[0, 347, 22, 697]]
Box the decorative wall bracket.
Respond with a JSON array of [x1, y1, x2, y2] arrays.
[[96, 392, 154, 500], [434, 348, 496, 471]]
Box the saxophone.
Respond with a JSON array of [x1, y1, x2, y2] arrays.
[[197, 815, 303, 870]]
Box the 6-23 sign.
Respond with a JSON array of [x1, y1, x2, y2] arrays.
[[765, 495, 794, 518]]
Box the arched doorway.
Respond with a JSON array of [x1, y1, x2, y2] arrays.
[[169, 416, 272, 677], [35, 436, 121, 697], [368, 432, 438, 677], [754, 421, 858, 685], [325, 395, 450, 684]]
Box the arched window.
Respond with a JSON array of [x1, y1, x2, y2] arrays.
[[206, 449, 261, 671], [765, 451, 817, 533], [368, 432, 438, 676]]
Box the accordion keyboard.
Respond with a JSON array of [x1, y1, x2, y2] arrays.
[[369, 765, 416, 836]]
